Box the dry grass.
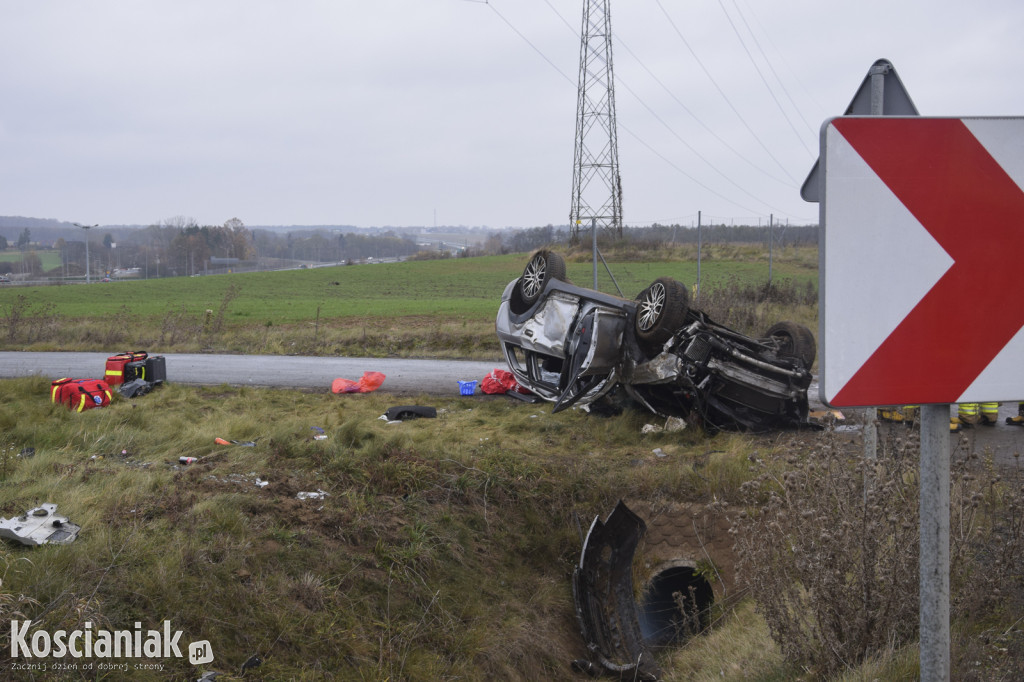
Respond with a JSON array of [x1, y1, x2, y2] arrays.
[[0, 374, 1021, 679], [732, 425, 1024, 679], [0, 376, 754, 679], [3, 375, 1020, 679]]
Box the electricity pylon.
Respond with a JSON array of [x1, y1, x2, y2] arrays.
[[569, 0, 623, 242]]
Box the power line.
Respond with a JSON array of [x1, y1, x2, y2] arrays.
[[615, 75, 793, 215], [618, 122, 763, 216], [652, 0, 798, 184], [542, 1, 794, 187], [615, 36, 792, 187], [727, 0, 817, 137], [716, 0, 813, 156], [735, 0, 828, 123], [537, 1, 794, 210], [485, 2, 575, 86], [541, 0, 576, 33]]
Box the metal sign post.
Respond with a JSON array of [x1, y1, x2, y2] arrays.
[[920, 404, 950, 680]]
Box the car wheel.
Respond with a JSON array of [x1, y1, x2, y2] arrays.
[[765, 321, 816, 368], [635, 277, 689, 344], [518, 250, 566, 305]]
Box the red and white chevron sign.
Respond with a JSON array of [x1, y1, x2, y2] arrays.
[[821, 117, 1024, 407]]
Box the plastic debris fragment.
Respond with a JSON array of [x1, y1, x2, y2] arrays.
[[380, 405, 437, 422], [331, 371, 385, 394], [215, 438, 257, 446], [0, 504, 81, 546]]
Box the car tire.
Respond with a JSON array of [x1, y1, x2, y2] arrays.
[[765, 321, 816, 369], [517, 250, 567, 306], [635, 277, 689, 345]]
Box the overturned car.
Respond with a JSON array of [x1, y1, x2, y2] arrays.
[[495, 250, 815, 432]]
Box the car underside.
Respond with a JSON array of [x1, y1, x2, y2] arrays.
[[496, 250, 815, 433]]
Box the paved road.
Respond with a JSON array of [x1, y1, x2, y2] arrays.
[[831, 402, 1024, 469], [0, 352, 505, 395]]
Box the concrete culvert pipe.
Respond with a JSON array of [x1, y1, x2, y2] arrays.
[[638, 561, 715, 647]]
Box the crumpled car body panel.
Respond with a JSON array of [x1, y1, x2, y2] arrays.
[[497, 278, 632, 411]]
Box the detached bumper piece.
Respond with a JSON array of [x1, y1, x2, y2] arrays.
[[572, 501, 662, 681]]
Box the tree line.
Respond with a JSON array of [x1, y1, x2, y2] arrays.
[[468, 222, 818, 257], [1, 218, 818, 279], [2, 218, 424, 278]]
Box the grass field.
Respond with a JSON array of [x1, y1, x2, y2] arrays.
[[0, 249, 62, 272], [1, 247, 818, 358], [5, 250, 817, 321]]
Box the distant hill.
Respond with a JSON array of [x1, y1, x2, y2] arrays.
[[0, 216, 85, 244], [0, 215, 77, 230]]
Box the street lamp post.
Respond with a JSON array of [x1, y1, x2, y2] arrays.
[[73, 223, 97, 283]]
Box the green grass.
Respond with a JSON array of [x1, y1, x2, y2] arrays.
[[0, 248, 819, 358], [0, 249, 61, 271], [5, 252, 816, 323]]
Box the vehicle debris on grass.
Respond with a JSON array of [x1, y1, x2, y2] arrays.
[[118, 378, 154, 398], [379, 405, 438, 423], [0, 503, 81, 546], [641, 417, 687, 434], [215, 437, 257, 447], [573, 500, 661, 681], [205, 472, 270, 490], [573, 499, 724, 680]]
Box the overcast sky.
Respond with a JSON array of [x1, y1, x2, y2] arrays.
[[1, 1, 1023, 230]]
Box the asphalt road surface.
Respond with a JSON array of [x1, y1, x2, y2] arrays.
[[0, 352, 503, 395]]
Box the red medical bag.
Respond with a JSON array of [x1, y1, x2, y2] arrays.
[[51, 378, 112, 412]]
